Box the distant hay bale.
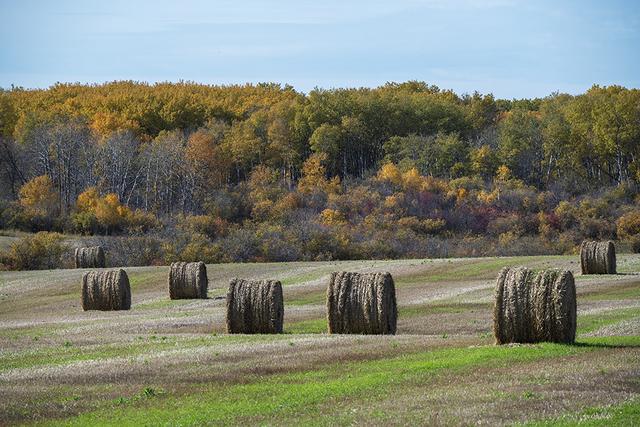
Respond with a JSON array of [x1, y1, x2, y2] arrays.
[[168, 262, 208, 299], [580, 241, 616, 274], [75, 246, 105, 268], [226, 279, 284, 334], [494, 267, 576, 344], [81, 269, 131, 311], [326, 271, 397, 335]]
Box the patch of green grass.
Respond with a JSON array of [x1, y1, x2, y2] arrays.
[[280, 271, 327, 286], [112, 387, 166, 407], [127, 271, 164, 290], [285, 291, 325, 306], [0, 324, 62, 341], [0, 334, 294, 372], [523, 396, 640, 426], [134, 298, 195, 309], [617, 255, 640, 274], [44, 336, 639, 427], [580, 282, 640, 302], [397, 255, 569, 284], [285, 318, 327, 334], [577, 307, 640, 334], [399, 302, 489, 318], [522, 390, 539, 400], [0, 339, 178, 372]]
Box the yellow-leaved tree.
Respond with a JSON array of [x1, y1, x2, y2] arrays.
[[19, 175, 59, 218], [298, 153, 340, 195], [74, 187, 132, 234], [377, 163, 403, 186], [95, 193, 131, 232], [402, 168, 424, 192]]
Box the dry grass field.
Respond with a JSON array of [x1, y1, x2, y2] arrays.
[[1, 255, 639, 426]]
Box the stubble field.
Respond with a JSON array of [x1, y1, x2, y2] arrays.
[[1, 254, 639, 426]]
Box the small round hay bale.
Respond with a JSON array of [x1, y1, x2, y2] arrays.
[[168, 262, 208, 299], [580, 241, 616, 274], [326, 271, 397, 335], [226, 279, 284, 334], [81, 269, 131, 311], [493, 267, 535, 344], [74, 246, 106, 268], [531, 269, 576, 344], [580, 240, 616, 275]]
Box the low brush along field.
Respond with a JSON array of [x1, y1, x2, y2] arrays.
[[1, 255, 639, 426]]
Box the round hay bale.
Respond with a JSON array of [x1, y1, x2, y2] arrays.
[[226, 279, 284, 334], [493, 267, 535, 344], [74, 246, 106, 268], [494, 267, 576, 344], [531, 269, 576, 344], [580, 241, 616, 274], [326, 271, 397, 335], [81, 269, 131, 311], [168, 262, 208, 299]]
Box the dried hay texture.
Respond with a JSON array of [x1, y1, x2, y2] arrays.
[[226, 279, 284, 334], [494, 267, 576, 344], [531, 269, 577, 343], [168, 262, 208, 299], [580, 241, 616, 274], [326, 271, 397, 335], [81, 269, 131, 311], [75, 246, 105, 268]]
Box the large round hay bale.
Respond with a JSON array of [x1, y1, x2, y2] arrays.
[[494, 267, 576, 344], [493, 267, 535, 344], [531, 269, 576, 344], [168, 262, 208, 299], [326, 271, 397, 335], [74, 246, 106, 268], [580, 241, 616, 274], [81, 269, 131, 311], [226, 279, 284, 334]]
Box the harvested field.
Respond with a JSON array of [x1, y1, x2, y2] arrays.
[[0, 254, 639, 425]]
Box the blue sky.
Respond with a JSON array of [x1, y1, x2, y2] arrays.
[[0, 0, 638, 98]]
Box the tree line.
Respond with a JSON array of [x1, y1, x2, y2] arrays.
[[0, 81, 639, 269], [1, 81, 638, 212]]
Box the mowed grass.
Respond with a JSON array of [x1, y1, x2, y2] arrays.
[[0, 334, 299, 372], [40, 336, 640, 427], [524, 397, 640, 426], [577, 307, 640, 334], [1, 253, 639, 425], [580, 281, 640, 301]]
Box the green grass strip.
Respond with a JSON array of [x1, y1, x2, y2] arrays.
[[577, 307, 640, 334], [42, 336, 640, 427], [0, 334, 292, 372], [522, 396, 640, 426]]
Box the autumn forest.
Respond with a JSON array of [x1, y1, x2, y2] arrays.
[[0, 81, 639, 269]]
